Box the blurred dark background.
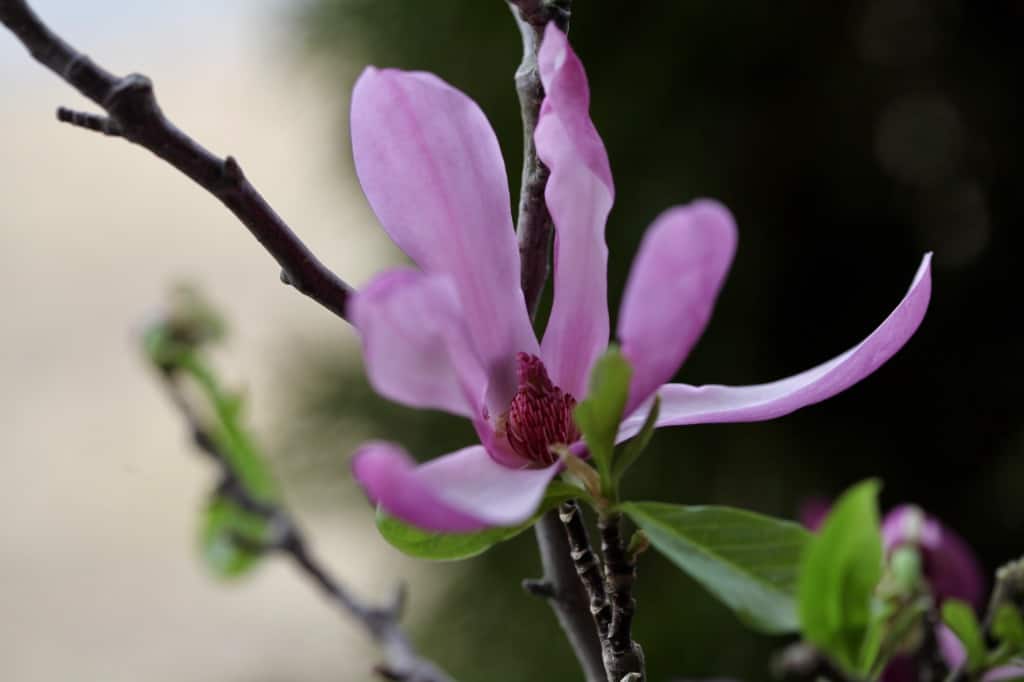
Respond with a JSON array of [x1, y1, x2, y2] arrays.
[[280, 1, 1024, 680]]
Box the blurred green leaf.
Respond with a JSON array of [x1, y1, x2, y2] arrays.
[[574, 346, 632, 497], [621, 501, 811, 634], [201, 495, 270, 579], [798, 479, 884, 677], [376, 511, 535, 561], [994, 604, 1024, 653], [178, 353, 279, 504], [612, 395, 660, 486], [375, 483, 578, 561], [943, 599, 986, 672]]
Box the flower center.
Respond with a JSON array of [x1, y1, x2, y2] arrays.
[[503, 353, 580, 467]]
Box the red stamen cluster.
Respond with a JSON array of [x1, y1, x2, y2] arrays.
[[505, 353, 580, 466]]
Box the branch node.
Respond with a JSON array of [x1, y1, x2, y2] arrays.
[[223, 155, 245, 183], [522, 578, 558, 600], [56, 106, 124, 136]]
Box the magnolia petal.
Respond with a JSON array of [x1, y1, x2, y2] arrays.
[[883, 505, 985, 608], [350, 268, 487, 418], [351, 67, 537, 406], [536, 25, 613, 398], [352, 442, 559, 532], [616, 201, 738, 413], [618, 254, 932, 439]]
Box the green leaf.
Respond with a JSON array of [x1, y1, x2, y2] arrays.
[[943, 599, 987, 672], [995, 604, 1024, 652], [621, 501, 811, 634], [178, 353, 279, 503], [798, 479, 884, 677], [376, 511, 535, 561], [612, 395, 660, 484], [201, 495, 270, 579], [375, 484, 577, 561], [574, 346, 632, 495]]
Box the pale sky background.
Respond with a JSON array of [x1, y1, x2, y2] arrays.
[[0, 2, 449, 681]]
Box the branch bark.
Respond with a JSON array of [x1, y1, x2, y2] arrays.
[[0, 0, 352, 321], [532, 510, 608, 682], [508, 0, 569, 317], [598, 512, 645, 682], [159, 370, 453, 682]]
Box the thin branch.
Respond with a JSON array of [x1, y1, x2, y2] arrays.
[[598, 512, 645, 682], [159, 370, 454, 682], [0, 0, 352, 320], [507, 0, 570, 317], [530, 510, 607, 682], [560, 501, 612, 638]]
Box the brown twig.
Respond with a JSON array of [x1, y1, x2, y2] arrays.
[[531, 510, 608, 682], [159, 370, 454, 682], [507, 0, 570, 317], [598, 512, 645, 682], [560, 501, 613, 638], [0, 0, 352, 320]]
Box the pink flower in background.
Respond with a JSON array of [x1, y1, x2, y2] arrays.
[[348, 24, 932, 532], [802, 502, 984, 606], [882, 505, 985, 608], [803, 502, 991, 682]]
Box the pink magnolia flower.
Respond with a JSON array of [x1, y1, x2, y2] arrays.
[[882, 504, 985, 608], [348, 24, 932, 532]]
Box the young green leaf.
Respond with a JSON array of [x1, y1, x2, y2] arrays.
[[621, 501, 811, 634], [797, 479, 884, 677], [612, 395, 660, 485], [201, 495, 270, 579], [573, 346, 632, 494], [943, 599, 987, 672], [994, 604, 1024, 652]]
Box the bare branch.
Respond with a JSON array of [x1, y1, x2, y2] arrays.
[[159, 370, 454, 682], [507, 0, 570, 316], [560, 501, 612, 638], [598, 512, 645, 682], [0, 0, 352, 321], [56, 106, 123, 136], [530, 510, 607, 682]]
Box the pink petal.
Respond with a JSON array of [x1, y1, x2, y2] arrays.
[[350, 268, 487, 418], [937, 624, 966, 669], [351, 442, 559, 532], [351, 67, 538, 407], [536, 25, 613, 398], [618, 254, 932, 439], [883, 505, 985, 608], [984, 666, 1024, 681], [616, 200, 738, 413]]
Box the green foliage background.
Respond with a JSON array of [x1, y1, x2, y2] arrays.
[[271, 1, 1024, 679]]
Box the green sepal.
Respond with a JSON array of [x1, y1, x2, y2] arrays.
[[611, 395, 660, 487], [375, 482, 578, 561], [573, 346, 632, 499]]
